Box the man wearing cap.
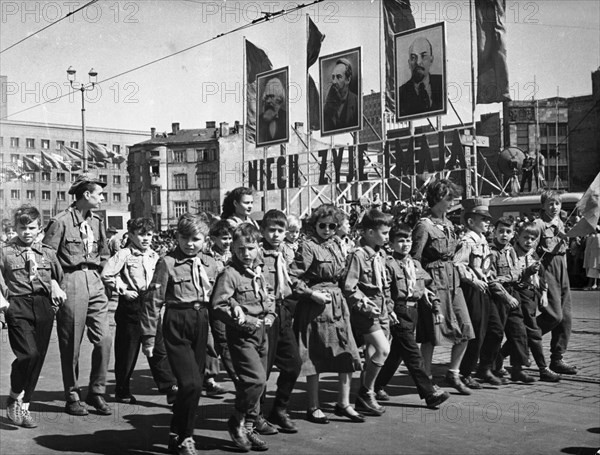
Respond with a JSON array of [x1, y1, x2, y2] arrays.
[[43, 173, 113, 416], [453, 198, 505, 389], [107, 226, 121, 257]]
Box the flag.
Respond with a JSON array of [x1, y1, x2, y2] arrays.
[[21, 155, 42, 172], [567, 172, 600, 237], [476, 0, 511, 104], [307, 17, 325, 131], [62, 145, 83, 161], [383, 0, 415, 113], [87, 141, 112, 163], [41, 151, 70, 171], [245, 40, 273, 144]]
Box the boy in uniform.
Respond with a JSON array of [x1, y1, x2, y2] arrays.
[[374, 223, 450, 408], [141, 214, 219, 455], [211, 223, 276, 452], [533, 190, 577, 374], [1, 205, 67, 428]]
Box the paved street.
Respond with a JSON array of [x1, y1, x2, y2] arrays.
[[1, 290, 598, 455]]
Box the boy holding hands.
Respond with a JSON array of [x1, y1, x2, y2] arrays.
[[211, 223, 276, 452]]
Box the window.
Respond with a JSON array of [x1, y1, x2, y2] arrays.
[[558, 123, 568, 136], [150, 163, 160, 176], [11, 154, 19, 163], [100, 175, 108, 184], [197, 172, 217, 189], [57, 191, 66, 201], [56, 140, 65, 150], [42, 191, 51, 200], [70, 141, 79, 149], [10, 137, 19, 148], [174, 201, 188, 218], [126, 175, 130, 184], [113, 193, 121, 203], [112, 144, 121, 154], [546, 123, 556, 138], [173, 173, 188, 190], [11, 189, 20, 199], [173, 150, 187, 163], [196, 200, 215, 212], [151, 187, 161, 206], [113, 175, 121, 185], [26, 138, 35, 148], [72, 173, 80, 182], [57, 173, 66, 182], [41, 139, 50, 149], [42, 172, 51, 182], [196, 149, 207, 161], [26, 190, 35, 199]]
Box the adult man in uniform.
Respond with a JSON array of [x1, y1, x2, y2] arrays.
[[43, 173, 113, 416]]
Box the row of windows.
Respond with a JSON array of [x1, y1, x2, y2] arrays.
[[1, 137, 128, 154], [5, 166, 128, 185], [7, 189, 126, 203], [171, 148, 218, 163], [169, 172, 219, 190]]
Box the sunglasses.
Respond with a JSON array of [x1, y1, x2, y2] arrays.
[[318, 223, 338, 230]]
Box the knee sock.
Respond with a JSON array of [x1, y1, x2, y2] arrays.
[[362, 358, 385, 392]]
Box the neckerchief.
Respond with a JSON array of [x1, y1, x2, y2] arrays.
[[372, 250, 387, 292], [192, 256, 212, 302], [274, 251, 292, 299], [400, 257, 417, 298], [24, 247, 38, 282], [80, 219, 95, 253], [244, 265, 267, 298]]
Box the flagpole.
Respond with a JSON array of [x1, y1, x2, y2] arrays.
[[379, 0, 387, 203], [555, 86, 560, 190], [242, 37, 247, 187], [305, 15, 311, 216], [469, 0, 478, 197]]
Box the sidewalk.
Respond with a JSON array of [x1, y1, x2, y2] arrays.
[[1, 291, 598, 455]]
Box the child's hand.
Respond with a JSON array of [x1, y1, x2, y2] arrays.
[[540, 292, 549, 308], [232, 306, 246, 325], [264, 317, 274, 327], [524, 262, 540, 276], [142, 345, 154, 358], [51, 281, 67, 308], [433, 313, 444, 325], [123, 290, 139, 301], [508, 297, 519, 309], [312, 291, 332, 306], [473, 279, 488, 293], [389, 312, 399, 326]]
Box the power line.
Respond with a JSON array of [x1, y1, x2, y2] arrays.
[[0, 0, 101, 54], [0, 0, 326, 121]]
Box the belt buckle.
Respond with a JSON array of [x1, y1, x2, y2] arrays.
[[81, 264, 89, 271], [193, 303, 201, 310]]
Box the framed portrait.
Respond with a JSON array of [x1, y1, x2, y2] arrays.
[[319, 47, 362, 137], [256, 67, 289, 147], [395, 22, 447, 122]]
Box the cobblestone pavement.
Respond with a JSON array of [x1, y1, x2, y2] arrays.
[[1, 291, 598, 455]]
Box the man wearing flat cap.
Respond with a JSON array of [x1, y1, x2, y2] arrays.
[[43, 172, 113, 416]]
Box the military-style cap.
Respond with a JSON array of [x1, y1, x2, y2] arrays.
[[462, 197, 492, 219], [68, 172, 106, 195]]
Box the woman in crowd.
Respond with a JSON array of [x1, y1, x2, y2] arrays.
[[220, 187, 259, 229], [292, 204, 364, 424], [410, 179, 475, 395]]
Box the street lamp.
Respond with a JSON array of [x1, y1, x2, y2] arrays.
[[67, 67, 98, 172]]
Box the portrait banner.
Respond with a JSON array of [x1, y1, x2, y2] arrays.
[[256, 67, 289, 148]]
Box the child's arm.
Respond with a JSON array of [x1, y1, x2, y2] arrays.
[[0, 272, 9, 312], [342, 250, 380, 317], [101, 249, 130, 294], [410, 221, 428, 263], [290, 241, 331, 305], [385, 260, 399, 325], [210, 269, 245, 327], [140, 257, 169, 357], [453, 237, 488, 292], [47, 247, 67, 310]]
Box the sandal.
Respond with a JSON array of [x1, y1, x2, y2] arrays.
[[306, 408, 329, 424]]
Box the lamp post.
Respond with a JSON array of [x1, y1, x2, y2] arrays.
[[67, 67, 98, 172]]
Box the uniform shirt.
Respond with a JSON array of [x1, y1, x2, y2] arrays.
[[514, 243, 547, 291], [42, 205, 108, 269], [101, 246, 160, 293], [140, 247, 219, 341], [386, 253, 440, 314], [260, 242, 294, 301], [210, 257, 276, 329], [453, 229, 493, 284], [204, 245, 231, 274], [342, 240, 390, 315], [487, 240, 522, 305], [0, 238, 63, 299], [534, 216, 568, 256], [281, 239, 298, 266]]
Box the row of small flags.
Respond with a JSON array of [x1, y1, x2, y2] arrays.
[[245, 0, 510, 142], [2, 141, 126, 181]]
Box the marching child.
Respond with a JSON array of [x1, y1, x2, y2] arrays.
[[533, 190, 576, 374], [141, 214, 219, 455], [101, 217, 178, 405], [207, 220, 233, 271], [211, 223, 276, 452], [509, 221, 561, 382], [281, 215, 301, 265], [374, 223, 450, 408], [0, 205, 67, 428], [335, 213, 356, 261], [254, 210, 302, 435], [454, 198, 505, 388], [342, 208, 392, 416], [481, 217, 534, 383]]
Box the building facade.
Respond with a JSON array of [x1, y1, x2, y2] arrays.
[[0, 119, 149, 229]]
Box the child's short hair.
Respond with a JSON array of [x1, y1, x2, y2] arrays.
[[232, 222, 261, 244], [14, 205, 41, 227], [389, 223, 412, 241], [360, 208, 392, 230], [494, 216, 514, 229], [209, 220, 233, 238], [262, 209, 288, 229], [177, 213, 209, 237], [540, 190, 562, 206], [127, 217, 155, 234], [287, 215, 301, 229], [517, 221, 541, 239]]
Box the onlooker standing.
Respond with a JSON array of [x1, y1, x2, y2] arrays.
[[42, 173, 113, 416], [584, 226, 600, 290]]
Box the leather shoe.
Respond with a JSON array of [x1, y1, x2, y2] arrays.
[[511, 369, 536, 383], [115, 393, 137, 404], [227, 415, 251, 452], [444, 372, 471, 395], [462, 375, 483, 389], [85, 394, 112, 416], [475, 369, 508, 386], [539, 367, 561, 382], [355, 387, 385, 416], [306, 408, 329, 424], [550, 359, 577, 375], [65, 400, 88, 416], [255, 415, 278, 435], [268, 408, 298, 433], [425, 390, 450, 409], [334, 404, 365, 423], [165, 385, 178, 405], [375, 388, 390, 402]]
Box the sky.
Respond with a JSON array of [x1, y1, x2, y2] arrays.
[[1, 0, 599, 140]]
